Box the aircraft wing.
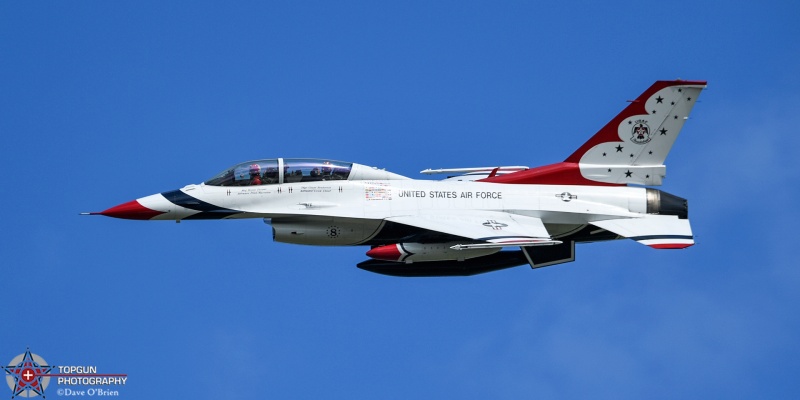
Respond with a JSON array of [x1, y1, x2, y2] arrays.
[[386, 211, 559, 249], [590, 215, 694, 249]]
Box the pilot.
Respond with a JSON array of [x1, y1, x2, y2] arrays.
[[332, 167, 347, 180], [249, 164, 262, 186], [264, 167, 278, 184]]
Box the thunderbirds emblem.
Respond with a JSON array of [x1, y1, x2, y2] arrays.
[[630, 119, 652, 144]]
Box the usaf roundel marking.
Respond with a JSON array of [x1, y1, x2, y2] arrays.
[[482, 220, 508, 230], [630, 119, 652, 145]]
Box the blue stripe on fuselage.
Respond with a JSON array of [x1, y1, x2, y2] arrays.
[[161, 189, 243, 219]]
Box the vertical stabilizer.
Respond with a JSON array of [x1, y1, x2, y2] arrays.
[[481, 80, 706, 186]]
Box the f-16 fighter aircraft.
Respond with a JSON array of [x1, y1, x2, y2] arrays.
[[86, 80, 705, 276]]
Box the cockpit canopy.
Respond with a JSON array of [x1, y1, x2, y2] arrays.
[[205, 158, 353, 187]]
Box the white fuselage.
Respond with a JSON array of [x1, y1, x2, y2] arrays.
[[142, 179, 647, 246], [190, 180, 644, 221]]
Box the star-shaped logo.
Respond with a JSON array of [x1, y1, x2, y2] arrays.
[[3, 348, 53, 399]]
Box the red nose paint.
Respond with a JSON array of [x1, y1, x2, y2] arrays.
[[96, 200, 165, 220]]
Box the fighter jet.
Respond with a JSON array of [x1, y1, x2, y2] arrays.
[[86, 80, 705, 276]]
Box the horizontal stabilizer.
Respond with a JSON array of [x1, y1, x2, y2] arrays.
[[590, 215, 694, 249]]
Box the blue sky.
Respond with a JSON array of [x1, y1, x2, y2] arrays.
[[2, 1, 799, 398]]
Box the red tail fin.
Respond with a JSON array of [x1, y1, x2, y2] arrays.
[[481, 80, 706, 186]]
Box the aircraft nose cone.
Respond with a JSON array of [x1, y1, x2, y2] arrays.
[[96, 199, 166, 220]]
